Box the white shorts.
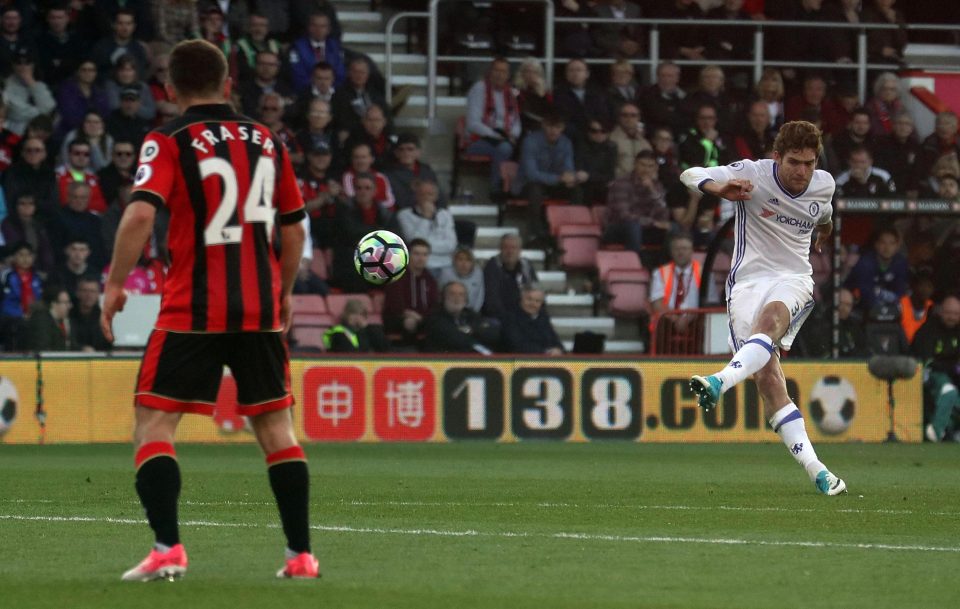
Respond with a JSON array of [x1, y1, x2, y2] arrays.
[[726, 275, 815, 353]]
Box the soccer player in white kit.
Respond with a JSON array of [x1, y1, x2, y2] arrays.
[[680, 121, 847, 496]]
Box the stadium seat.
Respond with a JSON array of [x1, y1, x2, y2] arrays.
[[596, 250, 646, 284], [290, 326, 325, 352], [546, 205, 594, 237], [291, 294, 326, 316], [556, 223, 602, 271], [326, 293, 373, 321], [606, 270, 651, 318], [451, 116, 490, 197]]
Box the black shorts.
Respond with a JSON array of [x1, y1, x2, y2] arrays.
[[135, 329, 292, 416]]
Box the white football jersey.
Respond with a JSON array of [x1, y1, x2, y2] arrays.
[[680, 159, 834, 291]]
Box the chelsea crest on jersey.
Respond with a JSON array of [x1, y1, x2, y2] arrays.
[[680, 158, 835, 286]]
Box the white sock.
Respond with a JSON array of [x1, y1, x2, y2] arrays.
[[769, 404, 825, 481], [285, 547, 299, 560], [715, 333, 776, 392], [154, 543, 173, 553]]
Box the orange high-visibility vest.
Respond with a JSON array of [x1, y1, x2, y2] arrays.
[[900, 295, 932, 343], [660, 260, 702, 309]]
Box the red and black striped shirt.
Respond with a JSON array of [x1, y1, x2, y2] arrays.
[[131, 104, 305, 333]]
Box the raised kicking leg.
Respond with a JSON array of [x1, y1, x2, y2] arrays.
[[755, 356, 846, 495], [691, 301, 789, 410]]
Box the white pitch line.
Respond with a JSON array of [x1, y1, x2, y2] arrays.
[[5, 498, 960, 517], [2, 513, 958, 554]]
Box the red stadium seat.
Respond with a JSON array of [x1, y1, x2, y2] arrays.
[[596, 250, 646, 283], [291, 294, 326, 315], [546, 205, 594, 237], [290, 326, 326, 352], [556, 223, 602, 271], [606, 270, 650, 318]]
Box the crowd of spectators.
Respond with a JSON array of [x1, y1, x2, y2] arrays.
[[0, 0, 956, 412]]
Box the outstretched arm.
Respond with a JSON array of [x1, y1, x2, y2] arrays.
[[680, 165, 754, 201]]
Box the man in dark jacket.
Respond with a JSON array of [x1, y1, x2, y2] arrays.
[[482, 233, 538, 321], [552, 59, 611, 141], [424, 281, 499, 354], [502, 283, 563, 354]]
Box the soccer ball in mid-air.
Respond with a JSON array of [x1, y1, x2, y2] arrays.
[[354, 230, 409, 285], [0, 376, 19, 436], [808, 376, 856, 435]]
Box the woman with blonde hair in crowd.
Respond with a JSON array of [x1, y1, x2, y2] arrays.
[[513, 57, 552, 135]]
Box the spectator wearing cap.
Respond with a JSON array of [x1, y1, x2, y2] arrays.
[[298, 141, 342, 247], [106, 86, 151, 152], [2, 49, 56, 136], [384, 133, 445, 211], [104, 55, 157, 122], [295, 99, 338, 162], [55, 61, 112, 142], [198, 0, 250, 40], [289, 12, 345, 93], [37, 5, 83, 92], [343, 104, 395, 171], [89, 8, 150, 81], [199, 5, 239, 81], [0, 7, 35, 80], [396, 180, 457, 272], [55, 139, 108, 215], [239, 50, 294, 117]]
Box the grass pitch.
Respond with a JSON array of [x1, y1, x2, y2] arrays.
[[1, 442, 958, 609]]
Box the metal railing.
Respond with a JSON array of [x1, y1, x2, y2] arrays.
[[387, 4, 958, 121], [384, 10, 429, 107], [428, 0, 554, 120]]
